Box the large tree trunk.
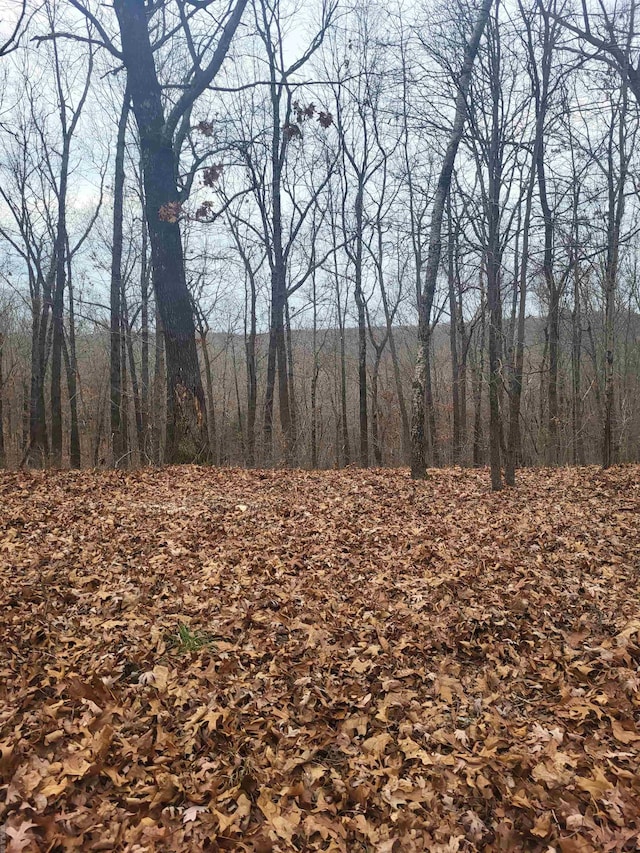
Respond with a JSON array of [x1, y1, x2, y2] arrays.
[[114, 0, 209, 464]]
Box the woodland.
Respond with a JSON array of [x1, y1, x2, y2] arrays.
[[1, 0, 640, 851], [0, 0, 638, 482]]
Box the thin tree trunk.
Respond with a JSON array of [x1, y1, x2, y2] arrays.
[[65, 246, 81, 468], [473, 275, 486, 468], [153, 307, 165, 464], [371, 350, 383, 465], [50, 159, 68, 467], [61, 334, 80, 468], [125, 317, 144, 454], [140, 164, 150, 460], [410, 0, 493, 478], [245, 271, 257, 467], [111, 90, 128, 466], [285, 298, 297, 460], [603, 84, 628, 468], [354, 179, 369, 468], [425, 344, 439, 466], [263, 325, 277, 464], [93, 376, 107, 467], [505, 165, 534, 485], [27, 298, 49, 467], [198, 321, 218, 462], [336, 269, 350, 467], [448, 199, 461, 464]]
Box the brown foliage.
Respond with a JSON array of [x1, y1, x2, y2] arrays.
[[157, 201, 183, 224], [202, 164, 224, 187], [0, 466, 639, 851]]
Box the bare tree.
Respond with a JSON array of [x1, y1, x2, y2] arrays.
[[410, 0, 493, 479], [56, 0, 249, 463]]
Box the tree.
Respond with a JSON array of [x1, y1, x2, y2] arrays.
[[64, 0, 249, 463], [110, 88, 129, 467], [410, 0, 493, 480]]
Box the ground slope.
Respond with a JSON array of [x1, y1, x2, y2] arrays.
[[0, 465, 639, 852]]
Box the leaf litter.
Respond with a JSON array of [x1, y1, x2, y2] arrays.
[[0, 465, 639, 851]]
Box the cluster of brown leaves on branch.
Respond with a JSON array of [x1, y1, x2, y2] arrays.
[[0, 466, 639, 851], [158, 201, 183, 224], [283, 101, 333, 142]]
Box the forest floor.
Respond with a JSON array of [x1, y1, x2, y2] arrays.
[[0, 465, 639, 852]]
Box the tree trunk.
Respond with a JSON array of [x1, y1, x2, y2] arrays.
[[425, 343, 439, 466], [472, 277, 486, 468], [245, 271, 257, 467], [336, 273, 350, 467], [114, 0, 209, 464], [50, 155, 68, 467], [371, 350, 383, 465], [140, 167, 150, 461], [285, 298, 297, 460], [198, 322, 218, 463], [26, 297, 49, 467], [354, 179, 369, 468], [505, 161, 534, 486], [571, 265, 585, 465], [448, 201, 461, 465], [410, 0, 493, 478], [152, 307, 165, 464], [111, 90, 128, 466], [62, 333, 81, 468]]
